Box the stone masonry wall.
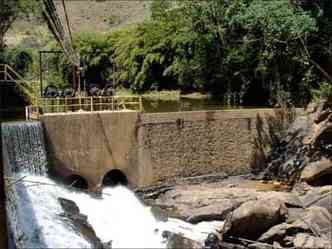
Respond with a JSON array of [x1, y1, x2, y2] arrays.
[[138, 109, 275, 184]]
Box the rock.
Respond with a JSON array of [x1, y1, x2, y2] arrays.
[[57, 198, 103, 248], [310, 120, 332, 152], [302, 187, 332, 214], [259, 206, 332, 247], [258, 223, 292, 244], [220, 242, 247, 249], [286, 207, 305, 223], [259, 191, 303, 208], [314, 109, 332, 124], [150, 206, 168, 222], [312, 192, 332, 214], [102, 240, 113, 249], [224, 199, 288, 240], [58, 197, 80, 214], [300, 158, 332, 184], [164, 232, 203, 249], [272, 241, 283, 248], [292, 206, 332, 239], [203, 233, 221, 249], [293, 233, 332, 248], [306, 101, 319, 114], [153, 185, 259, 222], [187, 199, 242, 223], [248, 242, 273, 249]]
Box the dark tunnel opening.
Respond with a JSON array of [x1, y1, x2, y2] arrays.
[[102, 169, 128, 187], [64, 175, 89, 190]]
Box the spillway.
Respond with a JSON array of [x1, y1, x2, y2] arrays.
[[1, 121, 47, 176], [1, 121, 223, 248]]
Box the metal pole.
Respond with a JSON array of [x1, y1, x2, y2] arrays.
[[39, 51, 43, 97]]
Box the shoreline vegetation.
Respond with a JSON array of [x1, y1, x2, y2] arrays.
[[2, 1, 332, 107], [116, 89, 210, 101]]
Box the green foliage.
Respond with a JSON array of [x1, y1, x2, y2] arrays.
[[24, 0, 332, 106], [0, 0, 39, 49], [312, 82, 332, 101], [109, 0, 318, 105], [0, 46, 34, 76], [46, 32, 114, 87]]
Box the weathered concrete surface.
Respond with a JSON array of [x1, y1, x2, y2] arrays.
[[41, 109, 281, 188], [42, 111, 141, 189]]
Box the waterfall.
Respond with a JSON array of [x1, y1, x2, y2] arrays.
[[1, 121, 48, 176], [7, 173, 223, 249]]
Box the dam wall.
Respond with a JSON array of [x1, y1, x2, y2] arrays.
[[41, 112, 140, 189], [41, 109, 278, 188], [139, 110, 262, 184]]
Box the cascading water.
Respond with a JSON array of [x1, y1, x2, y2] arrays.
[[1, 121, 223, 249], [1, 121, 47, 176]]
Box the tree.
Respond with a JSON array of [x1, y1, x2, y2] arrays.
[[0, 0, 37, 50]]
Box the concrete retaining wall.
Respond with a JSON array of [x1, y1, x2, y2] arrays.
[[41, 109, 277, 188], [42, 111, 140, 189]]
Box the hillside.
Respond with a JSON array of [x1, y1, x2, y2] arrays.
[[54, 0, 150, 33], [6, 0, 150, 47]]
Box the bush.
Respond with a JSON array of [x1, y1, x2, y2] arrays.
[[312, 82, 332, 102], [46, 32, 114, 89], [0, 46, 34, 76]]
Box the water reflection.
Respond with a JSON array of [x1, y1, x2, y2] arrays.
[[142, 97, 238, 113]]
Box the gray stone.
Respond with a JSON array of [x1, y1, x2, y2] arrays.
[[286, 207, 305, 223], [57, 198, 103, 248], [258, 223, 292, 243], [259, 206, 332, 247], [293, 233, 332, 248], [164, 231, 203, 249], [220, 242, 247, 249], [300, 158, 332, 184], [248, 242, 273, 249], [272, 241, 283, 248], [187, 199, 241, 223], [224, 198, 288, 239], [150, 206, 169, 222], [292, 206, 332, 239], [302, 187, 332, 214], [313, 192, 332, 215]]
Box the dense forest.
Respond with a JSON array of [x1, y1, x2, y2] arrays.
[[1, 0, 332, 106]]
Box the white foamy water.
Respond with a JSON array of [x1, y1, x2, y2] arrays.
[[8, 174, 223, 248]]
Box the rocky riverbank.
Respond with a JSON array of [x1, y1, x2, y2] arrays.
[[138, 101, 332, 249]]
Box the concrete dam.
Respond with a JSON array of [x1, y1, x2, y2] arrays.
[[2, 109, 272, 248], [35, 109, 276, 189]]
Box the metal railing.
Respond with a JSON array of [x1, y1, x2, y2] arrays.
[[0, 64, 38, 103], [26, 95, 143, 120]]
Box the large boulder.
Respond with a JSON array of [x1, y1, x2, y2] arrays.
[[153, 185, 259, 222], [223, 199, 288, 240], [300, 158, 332, 185], [187, 199, 242, 223]]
